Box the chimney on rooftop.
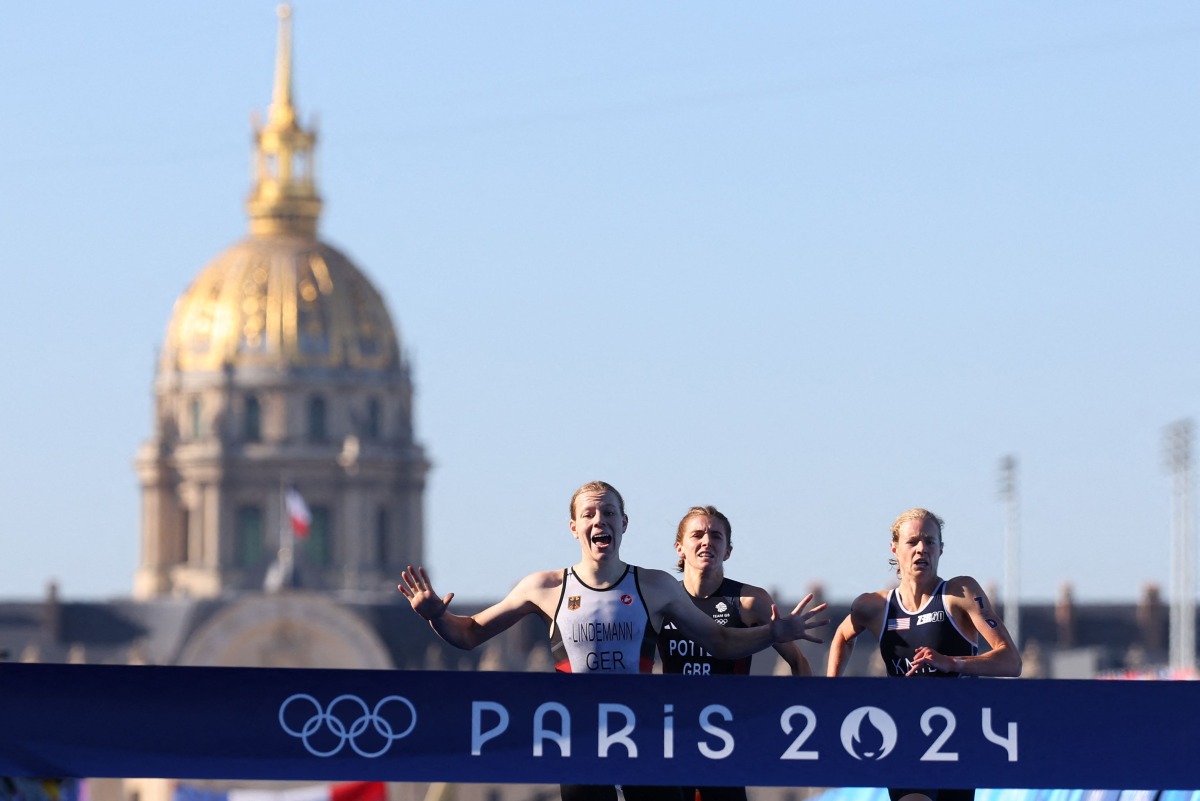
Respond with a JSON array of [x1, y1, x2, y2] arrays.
[[1055, 582, 1076, 649], [42, 580, 62, 643], [1137, 583, 1168, 654]]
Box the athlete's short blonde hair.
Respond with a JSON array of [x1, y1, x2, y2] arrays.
[[888, 507, 944, 577], [569, 481, 625, 520]]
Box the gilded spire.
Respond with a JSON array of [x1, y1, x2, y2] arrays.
[[270, 4, 295, 128], [246, 4, 322, 238]]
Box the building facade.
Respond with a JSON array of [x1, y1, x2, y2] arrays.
[[133, 5, 428, 602]]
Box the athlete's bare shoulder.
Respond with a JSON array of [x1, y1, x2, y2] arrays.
[[940, 574, 1003, 641], [505, 568, 566, 610], [849, 590, 888, 625], [634, 565, 680, 593], [633, 565, 692, 619], [941, 574, 990, 611], [730, 578, 776, 625], [855, 589, 890, 606], [525, 568, 567, 586], [942, 574, 985, 600]]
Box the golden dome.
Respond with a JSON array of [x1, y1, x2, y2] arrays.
[[160, 236, 400, 373], [159, 6, 400, 375]]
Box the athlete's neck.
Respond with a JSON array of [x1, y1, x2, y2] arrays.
[[898, 575, 941, 610], [683, 566, 724, 598], [574, 559, 629, 589]]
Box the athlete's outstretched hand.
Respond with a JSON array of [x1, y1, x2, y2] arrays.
[[769, 593, 829, 645], [398, 565, 455, 621]]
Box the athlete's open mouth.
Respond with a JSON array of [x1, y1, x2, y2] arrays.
[[593, 533, 613, 545]]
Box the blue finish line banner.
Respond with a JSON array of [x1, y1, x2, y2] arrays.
[[0, 663, 1196, 788]]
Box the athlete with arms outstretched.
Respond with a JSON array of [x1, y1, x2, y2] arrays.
[[400, 481, 828, 801]]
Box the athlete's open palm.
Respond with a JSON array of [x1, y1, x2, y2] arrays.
[[770, 593, 829, 645], [398, 565, 455, 621]]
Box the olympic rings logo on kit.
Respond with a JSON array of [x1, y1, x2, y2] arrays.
[[279, 693, 418, 758]]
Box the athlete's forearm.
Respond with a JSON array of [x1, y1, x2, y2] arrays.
[[706, 622, 775, 660], [826, 630, 855, 677], [428, 612, 488, 650], [950, 645, 1022, 677], [772, 642, 810, 676]]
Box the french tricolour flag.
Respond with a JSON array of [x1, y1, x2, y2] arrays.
[[175, 782, 385, 801], [285, 486, 311, 538]]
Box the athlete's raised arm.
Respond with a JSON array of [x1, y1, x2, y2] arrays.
[[398, 565, 559, 651]]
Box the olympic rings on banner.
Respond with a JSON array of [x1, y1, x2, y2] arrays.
[[279, 693, 417, 757]]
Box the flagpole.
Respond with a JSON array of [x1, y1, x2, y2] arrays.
[[281, 479, 295, 587], [267, 478, 295, 592]]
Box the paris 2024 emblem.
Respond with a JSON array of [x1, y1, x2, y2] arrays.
[[840, 706, 898, 760]]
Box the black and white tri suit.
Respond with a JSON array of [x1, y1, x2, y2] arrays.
[[547, 565, 680, 801], [549, 565, 657, 674]]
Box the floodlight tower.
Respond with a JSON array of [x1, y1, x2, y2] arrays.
[[1165, 419, 1195, 674], [999, 455, 1020, 649]]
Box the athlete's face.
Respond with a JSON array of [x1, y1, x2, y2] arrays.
[[675, 514, 732, 573], [891, 517, 943, 580], [570, 490, 628, 560]]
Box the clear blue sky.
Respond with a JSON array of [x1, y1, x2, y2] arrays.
[[1, 2, 1197, 606]]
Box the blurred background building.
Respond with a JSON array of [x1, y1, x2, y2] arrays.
[[0, 7, 1193, 801]]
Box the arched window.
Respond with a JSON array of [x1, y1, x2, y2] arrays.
[[179, 508, 191, 565], [189, 397, 203, 439], [305, 506, 332, 566], [307, 395, 327, 442], [244, 395, 262, 442], [375, 507, 389, 565], [366, 398, 381, 441], [235, 506, 265, 568]]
